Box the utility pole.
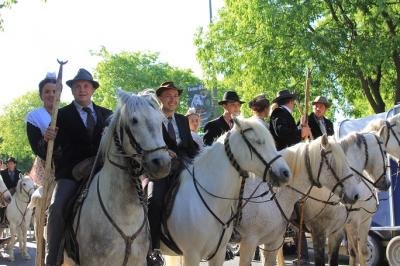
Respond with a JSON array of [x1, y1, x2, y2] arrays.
[[209, 0, 213, 24]]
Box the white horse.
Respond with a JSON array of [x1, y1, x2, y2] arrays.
[[236, 134, 361, 266], [301, 127, 390, 266], [63, 89, 171, 266], [163, 117, 293, 266], [5, 175, 35, 261]]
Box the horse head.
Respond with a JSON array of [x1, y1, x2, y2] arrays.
[[366, 114, 400, 160], [17, 176, 35, 201], [105, 89, 171, 179], [229, 116, 291, 186], [0, 175, 11, 207], [341, 129, 391, 192], [308, 135, 360, 204]]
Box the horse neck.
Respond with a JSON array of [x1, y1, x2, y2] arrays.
[[191, 143, 242, 211], [99, 141, 142, 208], [277, 146, 314, 217]]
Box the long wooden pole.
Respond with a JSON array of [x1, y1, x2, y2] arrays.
[[35, 60, 67, 266]]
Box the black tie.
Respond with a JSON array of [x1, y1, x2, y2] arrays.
[[167, 117, 176, 142], [83, 107, 95, 136]]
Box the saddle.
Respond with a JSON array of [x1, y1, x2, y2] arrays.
[[64, 157, 102, 265]]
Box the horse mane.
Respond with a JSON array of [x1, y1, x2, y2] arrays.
[[364, 118, 385, 132], [98, 89, 162, 157], [339, 132, 363, 153]]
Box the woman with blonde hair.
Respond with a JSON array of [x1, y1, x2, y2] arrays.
[[185, 107, 204, 149]]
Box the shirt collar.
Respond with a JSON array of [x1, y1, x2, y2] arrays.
[[282, 105, 292, 114], [74, 101, 94, 112]]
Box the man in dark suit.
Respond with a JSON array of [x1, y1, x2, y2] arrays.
[[269, 89, 311, 151], [147, 81, 198, 266], [308, 96, 334, 138], [44, 68, 112, 266], [0, 157, 21, 195], [0, 157, 21, 224], [203, 91, 244, 146]]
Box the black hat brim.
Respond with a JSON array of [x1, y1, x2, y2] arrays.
[[218, 100, 245, 105], [272, 94, 297, 103]]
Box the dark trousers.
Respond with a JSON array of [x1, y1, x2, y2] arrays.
[[294, 231, 309, 261], [148, 177, 169, 250], [45, 178, 79, 266]]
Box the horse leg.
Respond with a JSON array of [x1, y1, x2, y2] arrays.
[[357, 219, 372, 266], [260, 246, 279, 266], [182, 252, 202, 266], [345, 225, 357, 266], [21, 223, 31, 260], [208, 246, 228, 266], [275, 246, 285, 266], [7, 224, 16, 261], [238, 240, 257, 266], [311, 230, 326, 266], [327, 230, 344, 266]]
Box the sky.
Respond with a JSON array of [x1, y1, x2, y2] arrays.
[[0, 0, 223, 110]]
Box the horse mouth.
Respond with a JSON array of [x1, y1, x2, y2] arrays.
[[269, 168, 290, 187]]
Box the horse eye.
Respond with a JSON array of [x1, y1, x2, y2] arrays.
[[132, 117, 138, 124]]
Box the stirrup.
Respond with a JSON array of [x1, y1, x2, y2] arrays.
[[147, 249, 165, 266]]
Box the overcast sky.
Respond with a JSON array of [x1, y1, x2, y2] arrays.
[[0, 0, 223, 109]]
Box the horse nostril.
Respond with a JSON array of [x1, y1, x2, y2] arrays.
[[6, 196, 11, 203], [151, 158, 161, 167], [354, 193, 359, 202], [282, 170, 290, 178]]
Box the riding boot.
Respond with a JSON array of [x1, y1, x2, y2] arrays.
[[147, 249, 165, 266]]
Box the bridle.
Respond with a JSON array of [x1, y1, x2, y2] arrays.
[[15, 180, 34, 228], [304, 143, 354, 197], [224, 128, 282, 182], [384, 120, 400, 147], [350, 133, 389, 190], [191, 126, 282, 261]]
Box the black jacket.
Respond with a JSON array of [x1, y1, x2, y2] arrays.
[[269, 106, 302, 151], [308, 113, 334, 139], [53, 102, 112, 180], [162, 113, 198, 159], [1, 168, 21, 190], [203, 115, 231, 146]]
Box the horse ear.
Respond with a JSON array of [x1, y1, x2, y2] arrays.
[[232, 116, 242, 131], [321, 134, 330, 149], [116, 87, 131, 104], [377, 123, 388, 143]]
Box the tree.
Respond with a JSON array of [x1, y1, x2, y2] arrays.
[[92, 47, 202, 113], [0, 91, 43, 172], [195, 0, 400, 118]]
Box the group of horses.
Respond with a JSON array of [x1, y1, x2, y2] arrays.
[[0, 88, 398, 266]]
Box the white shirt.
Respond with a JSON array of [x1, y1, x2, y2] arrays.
[[162, 114, 182, 144], [73, 101, 97, 127]]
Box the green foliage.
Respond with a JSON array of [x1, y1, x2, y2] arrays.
[[195, 0, 400, 118], [92, 47, 201, 114], [0, 91, 42, 172]]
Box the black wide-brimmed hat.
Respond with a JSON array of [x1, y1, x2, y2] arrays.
[[66, 68, 99, 89], [156, 81, 183, 97], [272, 89, 297, 103], [218, 91, 245, 105], [312, 96, 331, 108], [6, 157, 17, 164]]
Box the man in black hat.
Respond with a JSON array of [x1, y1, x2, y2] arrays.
[[269, 89, 311, 150], [0, 157, 21, 224], [43, 68, 112, 266], [203, 91, 244, 146], [147, 81, 198, 266], [0, 157, 21, 195], [307, 96, 334, 138]]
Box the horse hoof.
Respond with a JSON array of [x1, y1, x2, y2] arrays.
[[23, 254, 31, 260], [7, 256, 15, 262]]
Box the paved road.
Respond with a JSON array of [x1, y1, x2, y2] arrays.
[[0, 237, 350, 266]]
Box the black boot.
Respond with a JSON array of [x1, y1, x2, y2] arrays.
[[147, 249, 165, 266]]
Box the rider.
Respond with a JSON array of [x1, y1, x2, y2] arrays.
[[44, 68, 112, 266], [147, 81, 198, 266], [0, 157, 21, 225], [307, 96, 334, 138], [203, 91, 244, 146]]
